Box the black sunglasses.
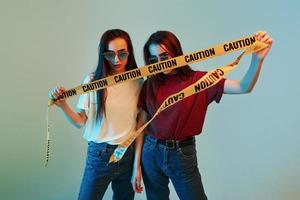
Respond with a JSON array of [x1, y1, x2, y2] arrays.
[[103, 49, 129, 62], [148, 53, 170, 64]]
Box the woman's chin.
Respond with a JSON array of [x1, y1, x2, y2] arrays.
[[163, 70, 174, 75], [111, 65, 126, 74]]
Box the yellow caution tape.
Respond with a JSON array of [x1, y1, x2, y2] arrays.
[[48, 35, 262, 107], [45, 34, 267, 166]]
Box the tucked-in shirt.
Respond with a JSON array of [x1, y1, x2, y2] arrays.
[[77, 73, 142, 144], [138, 71, 225, 140]]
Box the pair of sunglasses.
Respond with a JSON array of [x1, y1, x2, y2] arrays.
[[148, 53, 170, 64], [103, 49, 129, 62]]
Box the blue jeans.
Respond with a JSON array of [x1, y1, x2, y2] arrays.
[[78, 142, 135, 200], [142, 135, 207, 200]]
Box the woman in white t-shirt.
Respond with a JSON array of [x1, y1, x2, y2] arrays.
[[49, 29, 144, 200]]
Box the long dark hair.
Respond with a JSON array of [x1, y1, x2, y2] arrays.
[[93, 29, 138, 120], [143, 31, 193, 101]]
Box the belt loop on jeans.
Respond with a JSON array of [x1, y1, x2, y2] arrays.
[[103, 143, 108, 151], [146, 135, 159, 146]]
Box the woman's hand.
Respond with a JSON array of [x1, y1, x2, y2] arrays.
[[48, 86, 67, 108], [131, 164, 143, 193], [254, 30, 273, 59]]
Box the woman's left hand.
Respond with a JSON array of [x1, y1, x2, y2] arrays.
[[131, 165, 143, 193], [254, 30, 273, 59]]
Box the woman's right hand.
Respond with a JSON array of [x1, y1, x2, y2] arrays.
[[48, 86, 67, 108], [131, 164, 143, 193]]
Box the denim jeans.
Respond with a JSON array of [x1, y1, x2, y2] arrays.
[[142, 135, 207, 200], [78, 142, 135, 200]]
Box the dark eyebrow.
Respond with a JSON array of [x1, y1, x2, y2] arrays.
[[106, 48, 127, 52], [116, 48, 127, 53], [150, 52, 169, 57]]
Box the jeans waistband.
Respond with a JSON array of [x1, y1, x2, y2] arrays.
[[88, 141, 119, 150], [145, 135, 195, 149]]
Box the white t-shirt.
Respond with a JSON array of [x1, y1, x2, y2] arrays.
[[77, 73, 143, 144]]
